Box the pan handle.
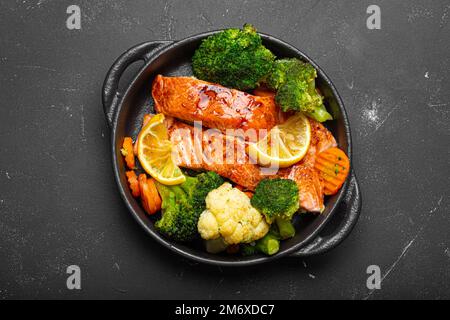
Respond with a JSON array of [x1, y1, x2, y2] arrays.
[[290, 170, 361, 257], [102, 41, 173, 128]]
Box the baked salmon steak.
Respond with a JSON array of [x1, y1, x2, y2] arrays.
[[152, 75, 279, 140], [166, 115, 336, 212], [279, 120, 337, 212], [166, 117, 266, 190]]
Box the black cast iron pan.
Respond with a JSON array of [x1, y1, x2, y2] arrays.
[[102, 32, 362, 266]]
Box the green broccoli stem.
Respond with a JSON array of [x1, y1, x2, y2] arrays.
[[179, 175, 197, 199], [154, 183, 172, 207], [275, 218, 296, 239], [305, 104, 333, 122], [241, 228, 281, 256], [255, 232, 280, 255], [155, 183, 184, 204]]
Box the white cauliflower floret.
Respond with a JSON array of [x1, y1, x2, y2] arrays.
[[197, 183, 269, 245], [197, 210, 219, 240]]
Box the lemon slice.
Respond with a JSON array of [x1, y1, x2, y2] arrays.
[[248, 113, 311, 168], [137, 114, 185, 185]]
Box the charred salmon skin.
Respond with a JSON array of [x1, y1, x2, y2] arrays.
[[152, 75, 279, 141]]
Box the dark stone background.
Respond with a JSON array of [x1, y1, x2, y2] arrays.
[[0, 0, 448, 299]]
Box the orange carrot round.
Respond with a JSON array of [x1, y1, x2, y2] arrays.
[[125, 170, 140, 197], [138, 174, 161, 215], [121, 137, 135, 169], [148, 178, 162, 213], [314, 147, 350, 195]]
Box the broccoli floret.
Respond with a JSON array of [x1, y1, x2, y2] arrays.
[[155, 185, 195, 242], [192, 24, 275, 90], [251, 178, 300, 221], [155, 172, 224, 242], [266, 58, 299, 90], [190, 171, 224, 212], [266, 58, 333, 122], [251, 178, 300, 239]]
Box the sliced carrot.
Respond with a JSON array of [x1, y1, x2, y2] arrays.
[[314, 147, 350, 195], [125, 170, 140, 197], [138, 174, 161, 215], [121, 137, 135, 169], [146, 178, 162, 214], [138, 174, 151, 214]]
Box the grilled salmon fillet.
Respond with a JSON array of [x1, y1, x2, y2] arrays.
[[165, 115, 337, 212], [153, 75, 279, 141], [279, 120, 337, 212], [166, 118, 266, 190]]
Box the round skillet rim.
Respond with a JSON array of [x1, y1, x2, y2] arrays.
[[110, 31, 352, 267]]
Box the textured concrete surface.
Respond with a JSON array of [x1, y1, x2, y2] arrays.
[[0, 0, 449, 299]]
